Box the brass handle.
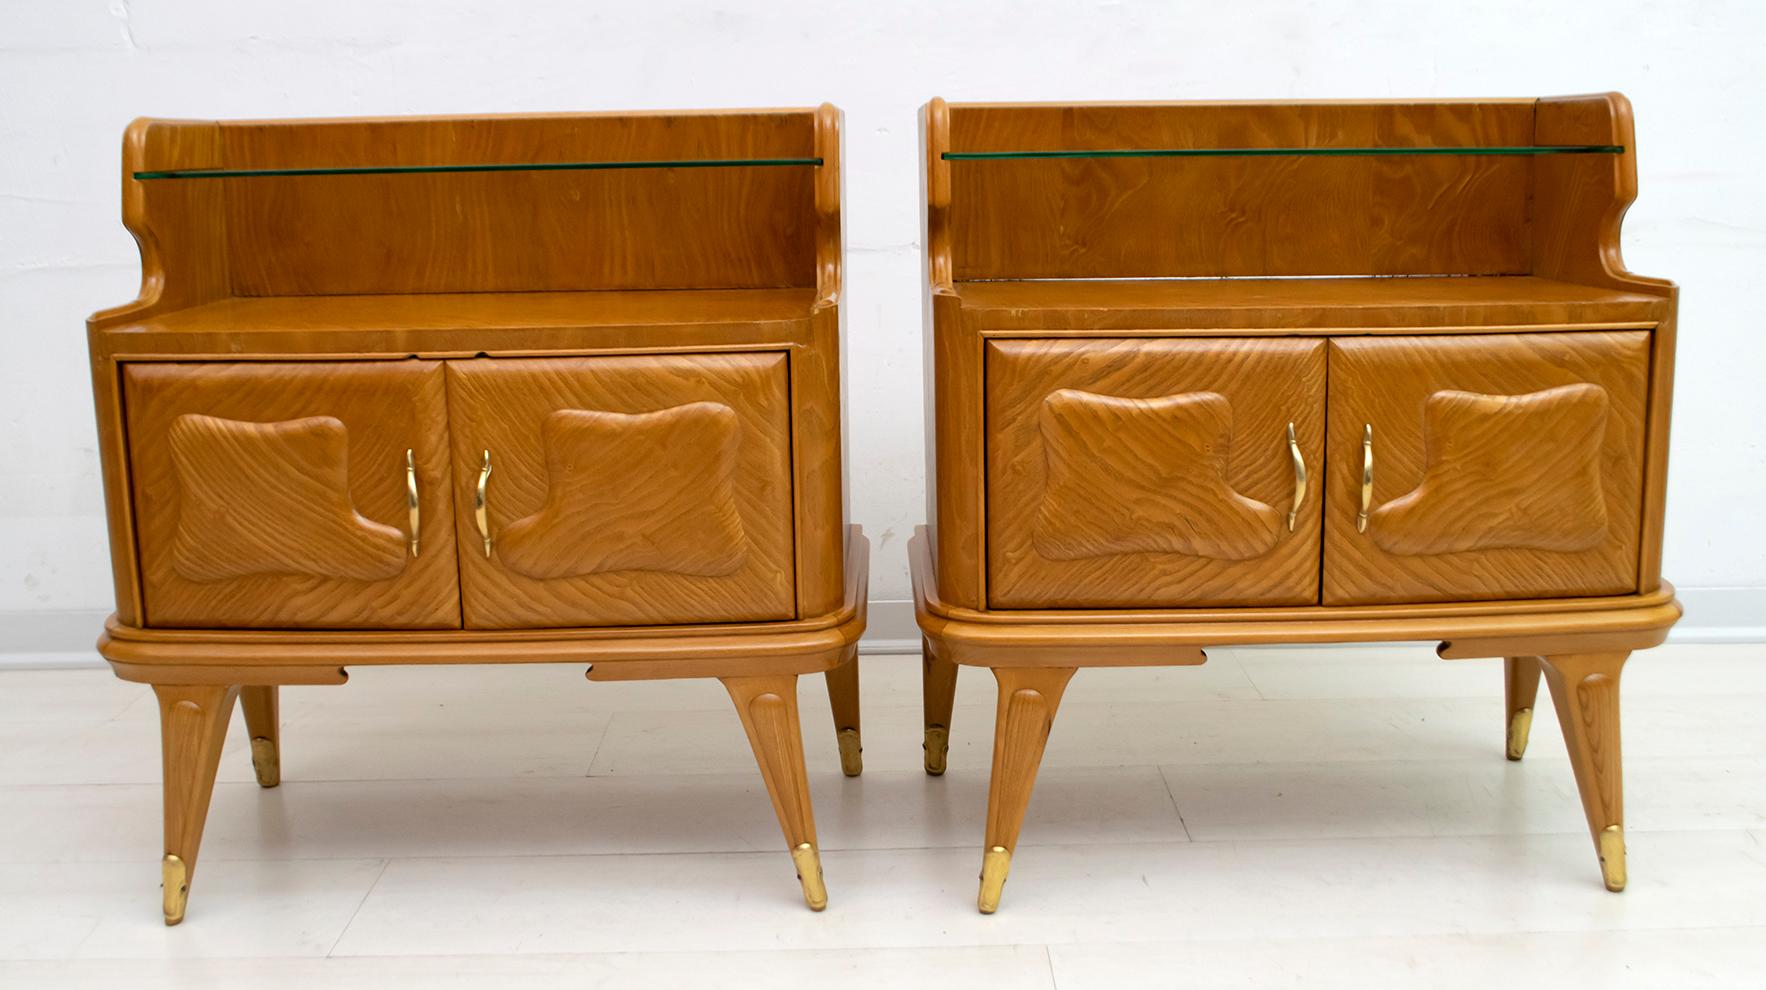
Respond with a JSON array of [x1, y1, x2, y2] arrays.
[[405, 449, 420, 558], [1286, 422, 1306, 532], [474, 449, 493, 558], [1358, 424, 1374, 534]]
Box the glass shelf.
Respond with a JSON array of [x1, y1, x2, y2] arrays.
[[943, 145, 1621, 161], [133, 157, 824, 180]]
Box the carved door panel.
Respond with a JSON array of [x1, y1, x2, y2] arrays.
[[123, 361, 461, 628], [986, 338, 1326, 608], [1323, 331, 1650, 605], [446, 353, 796, 628]]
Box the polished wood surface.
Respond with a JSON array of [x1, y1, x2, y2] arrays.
[[822, 647, 863, 777], [154, 683, 237, 926], [102, 528, 866, 679], [123, 361, 461, 629], [921, 636, 959, 776], [919, 95, 1678, 908], [1539, 651, 1631, 890], [977, 666, 1075, 913], [1325, 331, 1649, 604], [121, 112, 819, 297], [724, 674, 827, 909], [954, 275, 1665, 332], [164, 414, 411, 583], [1503, 656, 1542, 761], [987, 338, 1324, 608], [90, 107, 858, 922], [912, 529, 1675, 662], [1370, 384, 1612, 554], [447, 353, 795, 628], [239, 685, 280, 788], [99, 288, 818, 360], [947, 100, 1536, 280]]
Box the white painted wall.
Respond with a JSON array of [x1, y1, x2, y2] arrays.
[[4, 0, 1764, 644]]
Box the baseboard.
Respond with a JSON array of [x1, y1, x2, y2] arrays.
[[0, 588, 1756, 670], [857, 599, 919, 655]]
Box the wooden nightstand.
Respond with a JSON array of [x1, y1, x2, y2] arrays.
[[913, 94, 1679, 912], [88, 106, 864, 923]]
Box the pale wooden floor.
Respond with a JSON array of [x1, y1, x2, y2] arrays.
[[2, 642, 1764, 988]]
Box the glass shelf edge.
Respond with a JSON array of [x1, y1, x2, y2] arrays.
[[942, 146, 1623, 161], [133, 157, 825, 180]]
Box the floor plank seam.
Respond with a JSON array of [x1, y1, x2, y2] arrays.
[[1152, 765, 1195, 842], [325, 858, 391, 959]]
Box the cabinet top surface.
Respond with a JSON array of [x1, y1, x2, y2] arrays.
[[951, 276, 1667, 331], [98, 288, 820, 338]]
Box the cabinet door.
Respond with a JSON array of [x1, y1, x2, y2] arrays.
[[1323, 331, 1650, 605], [446, 353, 796, 628], [986, 338, 1325, 608], [123, 361, 461, 628]]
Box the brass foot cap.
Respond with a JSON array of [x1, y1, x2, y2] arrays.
[[836, 728, 863, 777], [792, 842, 828, 911], [250, 736, 281, 788], [162, 854, 188, 926], [1506, 708, 1533, 762], [1599, 825, 1627, 892], [924, 726, 949, 776], [977, 845, 1010, 914]]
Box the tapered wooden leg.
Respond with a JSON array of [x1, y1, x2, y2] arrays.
[[822, 646, 863, 777], [239, 685, 281, 788], [977, 666, 1075, 914], [154, 684, 240, 925], [1503, 656, 1542, 761], [722, 674, 827, 910], [1538, 652, 1630, 892], [922, 637, 959, 776]]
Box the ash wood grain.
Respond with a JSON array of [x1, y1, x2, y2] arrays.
[[987, 338, 1324, 608], [1369, 384, 1612, 556], [101, 528, 865, 678], [954, 275, 1666, 333], [216, 112, 817, 296], [120, 287, 816, 333], [497, 403, 749, 580], [155, 683, 238, 924], [1539, 651, 1630, 889], [978, 666, 1075, 912], [1503, 656, 1542, 761], [723, 673, 827, 908], [445, 353, 795, 628], [89, 121, 233, 625], [1324, 332, 1650, 605], [724, 674, 818, 848], [1033, 389, 1283, 561], [165, 414, 409, 582], [822, 647, 862, 777], [921, 99, 983, 609], [90, 107, 859, 924], [124, 361, 461, 629], [238, 685, 280, 787], [921, 636, 959, 775], [946, 100, 1535, 280], [792, 104, 850, 617], [918, 95, 1677, 903]]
